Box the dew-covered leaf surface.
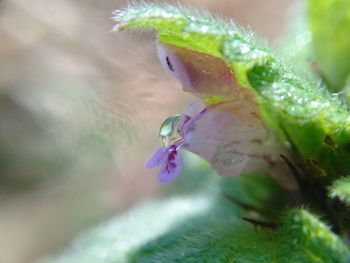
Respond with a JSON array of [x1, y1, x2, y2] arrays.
[[329, 176, 350, 205], [40, 169, 349, 263], [41, 195, 350, 263]]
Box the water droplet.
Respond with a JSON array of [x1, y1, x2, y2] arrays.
[[240, 44, 250, 54], [296, 31, 312, 46], [159, 114, 190, 147], [294, 215, 301, 222], [201, 25, 209, 33]]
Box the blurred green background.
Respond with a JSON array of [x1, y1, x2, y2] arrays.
[[0, 0, 293, 262]]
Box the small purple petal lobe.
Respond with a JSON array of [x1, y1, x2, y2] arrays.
[[145, 147, 167, 169], [157, 149, 183, 184]]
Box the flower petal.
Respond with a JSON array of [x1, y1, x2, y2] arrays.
[[157, 43, 193, 90], [145, 147, 167, 169], [157, 148, 183, 183], [181, 103, 283, 177]]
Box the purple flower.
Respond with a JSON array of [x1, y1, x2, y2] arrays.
[[145, 103, 207, 184], [145, 145, 183, 183], [145, 43, 286, 183], [145, 98, 285, 183]]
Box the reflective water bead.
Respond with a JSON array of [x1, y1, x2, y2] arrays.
[[159, 114, 191, 147]]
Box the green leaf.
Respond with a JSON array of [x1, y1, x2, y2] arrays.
[[39, 193, 252, 263], [40, 200, 350, 262], [279, 209, 350, 263], [329, 176, 350, 204], [39, 168, 350, 263], [308, 0, 350, 91], [39, 170, 285, 262], [132, 208, 350, 263]]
